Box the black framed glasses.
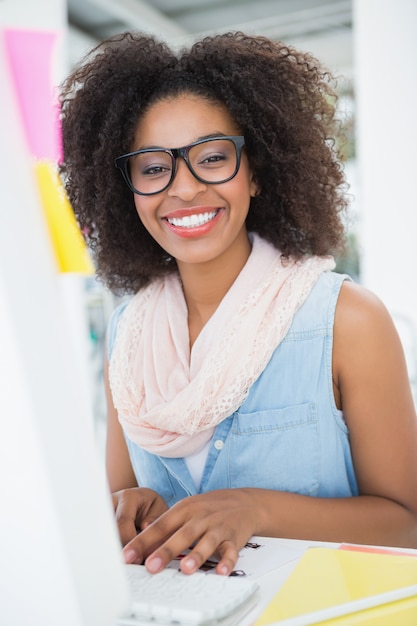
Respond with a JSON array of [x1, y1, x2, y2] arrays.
[[115, 135, 246, 196]]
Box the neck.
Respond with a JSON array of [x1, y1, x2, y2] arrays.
[[177, 235, 252, 347]]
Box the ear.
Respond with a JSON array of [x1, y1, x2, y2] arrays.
[[250, 177, 260, 198]]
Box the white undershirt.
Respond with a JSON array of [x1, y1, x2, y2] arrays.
[[184, 440, 211, 490]]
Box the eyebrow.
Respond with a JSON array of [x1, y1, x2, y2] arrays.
[[136, 132, 228, 152]]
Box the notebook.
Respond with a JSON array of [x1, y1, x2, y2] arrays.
[[254, 546, 417, 625]]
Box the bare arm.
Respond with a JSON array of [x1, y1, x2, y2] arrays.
[[104, 351, 137, 493], [104, 350, 168, 544], [121, 281, 417, 574], [254, 281, 417, 545]]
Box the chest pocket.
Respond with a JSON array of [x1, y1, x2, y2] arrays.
[[228, 402, 319, 495]]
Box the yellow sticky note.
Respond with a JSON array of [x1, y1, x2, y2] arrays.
[[34, 161, 94, 274], [254, 547, 417, 625]]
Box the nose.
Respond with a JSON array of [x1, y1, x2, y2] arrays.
[[166, 157, 207, 200]]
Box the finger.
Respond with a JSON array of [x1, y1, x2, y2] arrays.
[[178, 547, 209, 575], [180, 536, 239, 576], [122, 518, 169, 565], [140, 516, 159, 531], [145, 529, 198, 573], [214, 541, 239, 576], [114, 492, 143, 547], [140, 498, 169, 531], [140, 515, 205, 573], [178, 528, 230, 575], [122, 512, 182, 566]]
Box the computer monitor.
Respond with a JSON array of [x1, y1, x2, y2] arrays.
[[0, 41, 129, 626]]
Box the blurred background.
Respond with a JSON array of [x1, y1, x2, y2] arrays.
[[1, 0, 416, 450]]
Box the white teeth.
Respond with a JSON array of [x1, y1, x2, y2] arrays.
[[167, 210, 218, 228]]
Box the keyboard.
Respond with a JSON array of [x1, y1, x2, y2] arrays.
[[119, 563, 259, 625]]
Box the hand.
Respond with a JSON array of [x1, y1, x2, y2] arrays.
[[112, 487, 169, 547], [121, 489, 258, 576]]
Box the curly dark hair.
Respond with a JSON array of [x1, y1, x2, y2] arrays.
[[60, 31, 348, 294]]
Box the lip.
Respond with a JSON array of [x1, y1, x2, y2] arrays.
[[162, 207, 224, 238]]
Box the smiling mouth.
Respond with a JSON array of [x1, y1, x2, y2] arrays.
[[166, 210, 219, 228]]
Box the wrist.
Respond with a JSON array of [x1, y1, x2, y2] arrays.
[[239, 487, 273, 536]]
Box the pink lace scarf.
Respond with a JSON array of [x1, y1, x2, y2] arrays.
[[109, 234, 335, 458]]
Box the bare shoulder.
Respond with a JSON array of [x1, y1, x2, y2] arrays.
[[333, 280, 406, 384], [335, 280, 393, 330], [333, 279, 415, 422]]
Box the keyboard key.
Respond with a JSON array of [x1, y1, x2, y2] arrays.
[[124, 564, 258, 624]]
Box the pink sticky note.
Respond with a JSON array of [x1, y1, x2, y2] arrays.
[[339, 543, 417, 558], [3, 28, 62, 161]]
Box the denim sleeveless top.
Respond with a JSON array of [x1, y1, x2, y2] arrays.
[[107, 271, 359, 506]]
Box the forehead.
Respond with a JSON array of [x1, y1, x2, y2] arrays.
[[133, 94, 241, 149]]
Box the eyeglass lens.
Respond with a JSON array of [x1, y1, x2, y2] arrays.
[[127, 138, 239, 195]]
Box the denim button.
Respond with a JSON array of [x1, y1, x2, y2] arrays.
[[214, 439, 224, 450]]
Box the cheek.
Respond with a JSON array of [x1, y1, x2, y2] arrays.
[[230, 174, 255, 211], [134, 198, 152, 226], [234, 161, 257, 200]]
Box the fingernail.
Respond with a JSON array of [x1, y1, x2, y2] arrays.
[[123, 549, 137, 564], [183, 557, 196, 571], [146, 556, 163, 573], [217, 563, 229, 576]]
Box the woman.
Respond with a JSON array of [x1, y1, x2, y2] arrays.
[[60, 31, 417, 576]]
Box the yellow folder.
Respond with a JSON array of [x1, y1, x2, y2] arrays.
[[254, 547, 417, 625]]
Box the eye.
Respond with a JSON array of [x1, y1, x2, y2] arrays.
[[131, 151, 172, 178], [191, 139, 236, 170], [199, 152, 227, 165], [142, 164, 171, 176]]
